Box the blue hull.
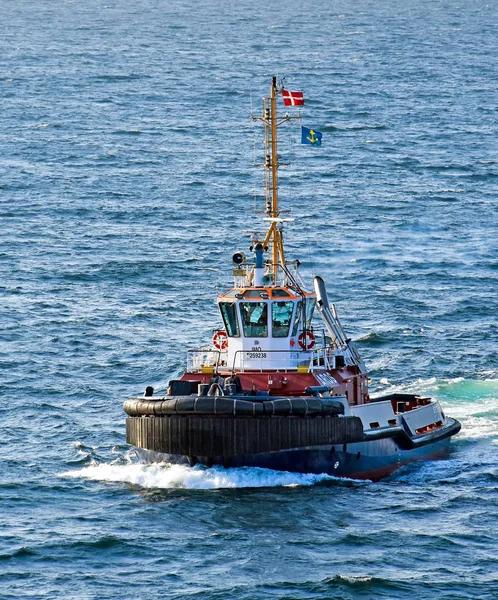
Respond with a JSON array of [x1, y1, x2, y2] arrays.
[[138, 435, 452, 481]]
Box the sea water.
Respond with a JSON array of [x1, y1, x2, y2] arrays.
[[1, 0, 497, 598]]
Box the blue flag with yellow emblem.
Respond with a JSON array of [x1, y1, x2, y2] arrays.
[[301, 126, 322, 146]]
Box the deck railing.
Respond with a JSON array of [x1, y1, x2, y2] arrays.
[[186, 346, 227, 372], [186, 345, 341, 374], [232, 349, 325, 372]]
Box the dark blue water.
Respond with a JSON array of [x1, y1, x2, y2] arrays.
[[1, 0, 497, 598]]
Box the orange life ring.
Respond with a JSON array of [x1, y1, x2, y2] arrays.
[[298, 331, 315, 350], [212, 330, 228, 350]]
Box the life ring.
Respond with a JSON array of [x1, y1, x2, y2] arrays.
[[212, 330, 228, 350], [298, 331, 315, 350]]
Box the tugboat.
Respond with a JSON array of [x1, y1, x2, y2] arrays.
[[124, 77, 460, 481]]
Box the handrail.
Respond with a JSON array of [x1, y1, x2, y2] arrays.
[[186, 329, 346, 374], [186, 348, 226, 372], [230, 347, 331, 373]]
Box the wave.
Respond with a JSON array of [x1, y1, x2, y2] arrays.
[[356, 331, 394, 346], [0, 547, 37, 561], [60, 462, 340, 490]]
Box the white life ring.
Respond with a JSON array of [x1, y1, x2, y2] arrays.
[[298, 331, 315, 350], [212, 330, 228, 350]]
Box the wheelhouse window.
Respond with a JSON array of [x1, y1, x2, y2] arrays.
[[243, 290, 264, 298], [306, 298, 316, 327], [222, 289, 241, 298], [292, 300, 303, 336], [219, 302, 240, 337], [239, 302, 268, 337], [272, 288, 292, 298], [272, 301, 295, 338]]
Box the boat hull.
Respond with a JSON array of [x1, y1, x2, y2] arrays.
[[134, 432, 454, 482], [125, 394, 461, 481]]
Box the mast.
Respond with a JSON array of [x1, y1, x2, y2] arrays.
[[254, 77, 300, 284], [270, 77, 280, 280]]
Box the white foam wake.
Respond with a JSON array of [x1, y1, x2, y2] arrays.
[[61, 462, 338, 490]]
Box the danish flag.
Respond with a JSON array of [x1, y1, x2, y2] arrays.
[[282, 89, 304, 106]]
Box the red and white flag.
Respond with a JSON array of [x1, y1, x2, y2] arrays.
[[282, 89, 304, 106]]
